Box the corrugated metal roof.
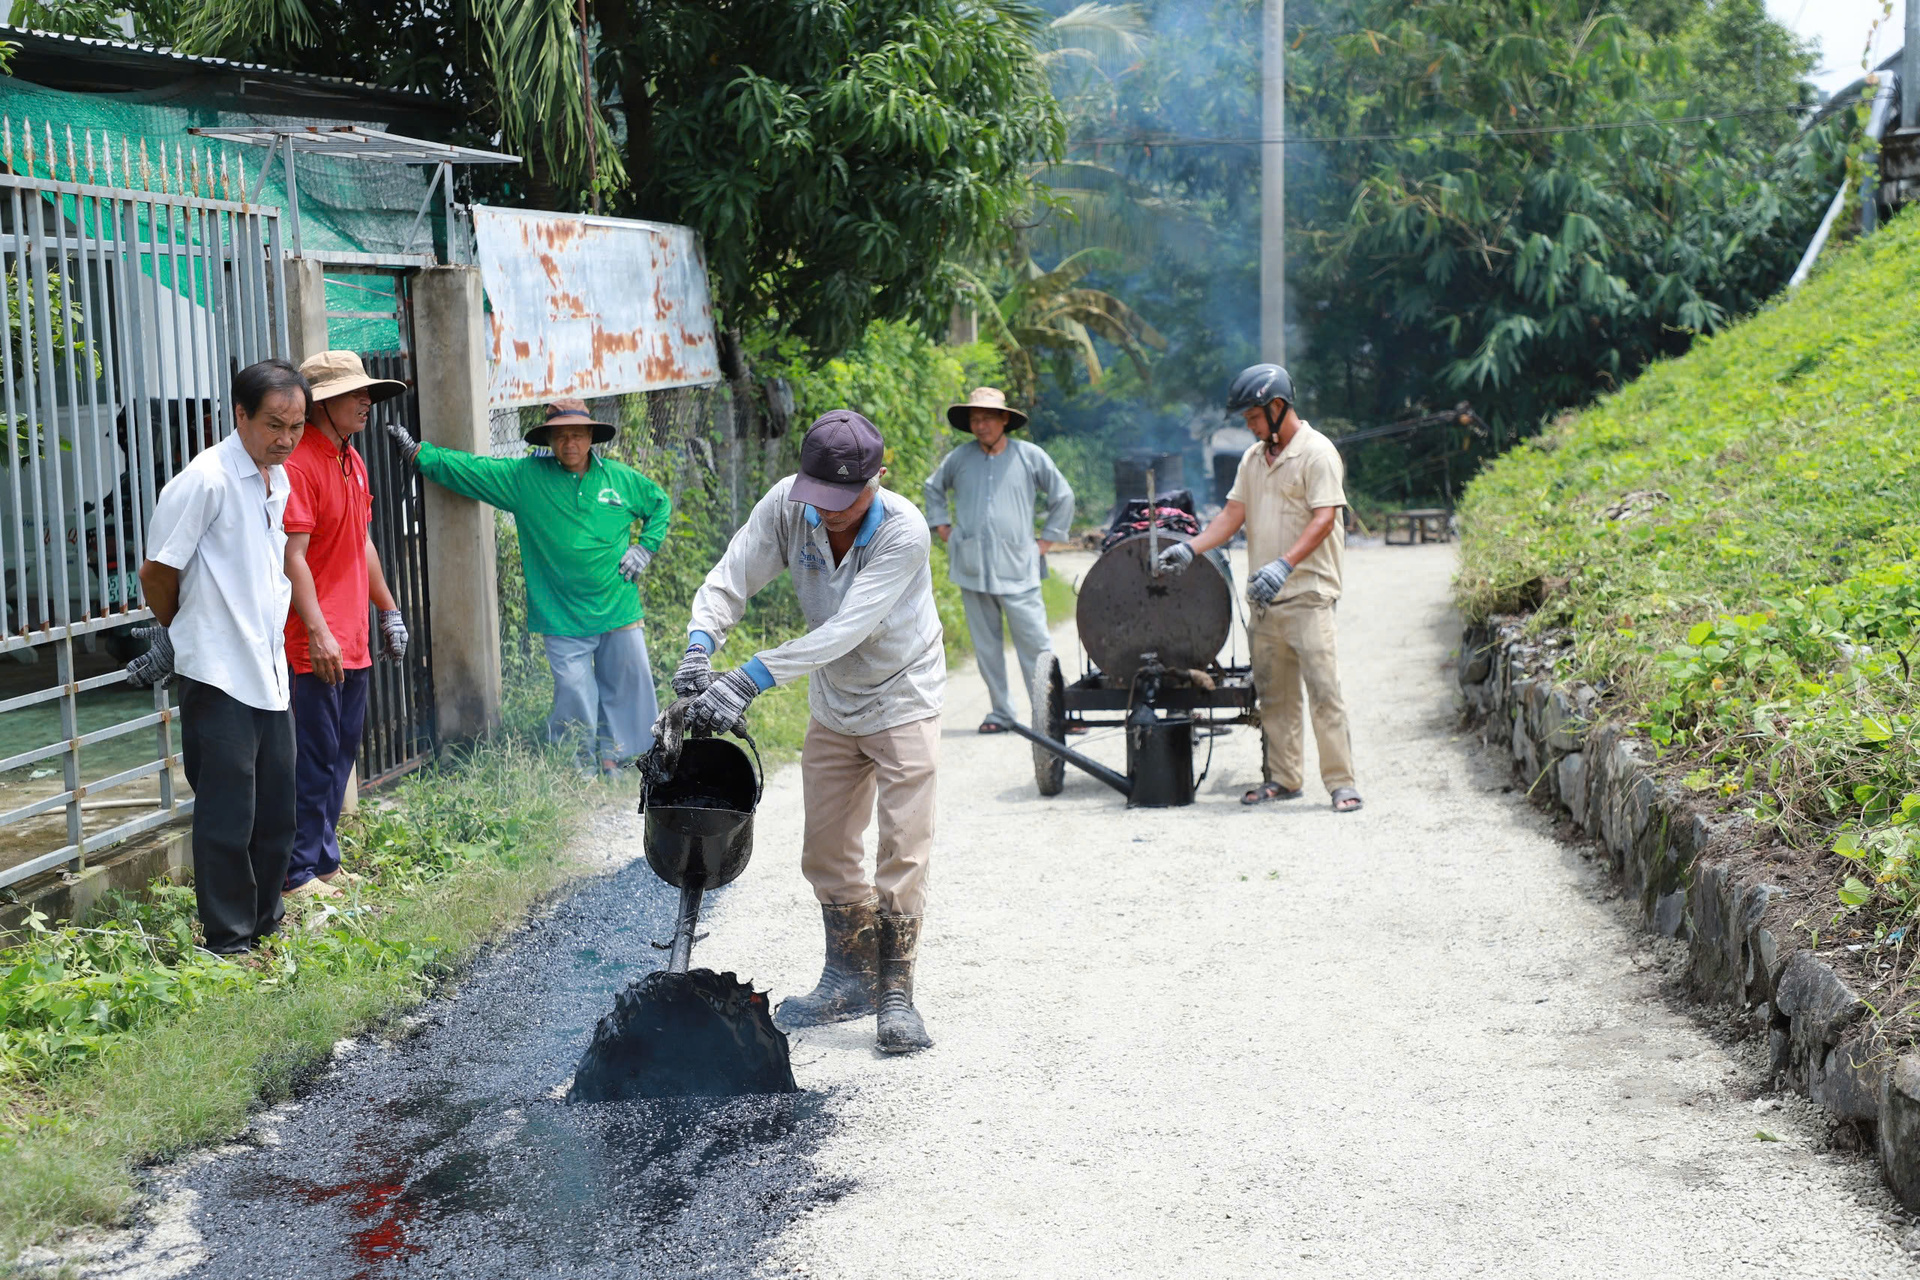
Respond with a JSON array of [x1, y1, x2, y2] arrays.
[[0, 24, 421, 97], [473, 206, 722, 407], [0, 26, 453, 127]]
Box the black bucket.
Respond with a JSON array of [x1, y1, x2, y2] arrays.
[[641, 735, 763, 891]]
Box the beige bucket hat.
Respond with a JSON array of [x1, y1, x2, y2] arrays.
[[525, 398, 616, 447], [299, 350, 408, 406], [946, 386, 1028, 432]]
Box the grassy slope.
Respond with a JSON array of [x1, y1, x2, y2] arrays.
[[1457, 211, 1919, 915]]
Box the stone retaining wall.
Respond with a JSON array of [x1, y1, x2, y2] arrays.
[[1458, 618, 1920, 1208]]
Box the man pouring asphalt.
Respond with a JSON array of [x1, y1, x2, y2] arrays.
[[1156, 365, 1362, 813], [674, 410, 943, 1054]]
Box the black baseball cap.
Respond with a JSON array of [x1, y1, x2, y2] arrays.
[[790, 410, 885, 511]]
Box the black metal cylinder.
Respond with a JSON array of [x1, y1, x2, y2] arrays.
[[1125, 704, 1194, 808]]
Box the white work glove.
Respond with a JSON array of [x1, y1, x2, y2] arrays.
[[125, 626, 175, 688], [1246, 557, 1294, 607], [1154, 541, 1195, 575], [685, 668, 760, 736], [384, 419, 420, 463], [377, 609, 408, 661], [672, 642, 714, 698], [618, 545, 652, 582]]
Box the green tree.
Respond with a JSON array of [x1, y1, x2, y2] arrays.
[[127, 0, 1064, 360], [1021, 0, 1849, 507]]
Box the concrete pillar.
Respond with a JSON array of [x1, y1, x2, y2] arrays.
[[283, 257, 330, 361], [412, 266, 502, 742]]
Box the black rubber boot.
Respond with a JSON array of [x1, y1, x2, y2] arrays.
[[775, 897, 880, 1028], [875, 912, 933, 1054]]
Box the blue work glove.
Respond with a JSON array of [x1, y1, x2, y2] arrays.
[[1246, 556, 1294, 607], [125, 626, 175, 688], [377, 609, 408, 661], [685, 668, 760, 736], [672, 642, 714, 698], [384, 418, 420, 463], [618, 545, 652, 582], [1154, 541, 1195, 575]]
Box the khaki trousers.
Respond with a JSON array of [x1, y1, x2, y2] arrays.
[[800, 715, 939, 915], [1248, 594, 1356, 794]]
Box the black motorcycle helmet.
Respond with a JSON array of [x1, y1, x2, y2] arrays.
[[1225, 363, 1294, 435]]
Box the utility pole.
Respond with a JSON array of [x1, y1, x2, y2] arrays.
[[1261, 0, 1286, 366], [578, 0, 601, 214]]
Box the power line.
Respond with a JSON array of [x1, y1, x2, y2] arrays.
[[1072, 104, 1810, 149]]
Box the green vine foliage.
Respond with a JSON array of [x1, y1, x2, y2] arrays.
[[1456, 207, 1920, 923]]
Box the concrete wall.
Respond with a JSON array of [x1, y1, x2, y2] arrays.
[[284, 257, 330, 362], [413, 266, 502, 742]]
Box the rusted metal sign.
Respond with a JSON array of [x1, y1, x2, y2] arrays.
[[472, 206, 721, 407]]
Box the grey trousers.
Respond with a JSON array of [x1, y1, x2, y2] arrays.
[[960, 586, 1052, 725], [543, 625, 659, 765]]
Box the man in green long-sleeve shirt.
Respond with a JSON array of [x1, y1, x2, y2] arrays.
[[388, 399, 671, 774]]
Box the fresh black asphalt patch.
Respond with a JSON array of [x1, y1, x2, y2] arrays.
[[171, 856, 842, 1279]]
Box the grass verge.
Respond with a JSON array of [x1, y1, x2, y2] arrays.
[[1456, 210, 1918, 938], [0, 737, 596, 1256]]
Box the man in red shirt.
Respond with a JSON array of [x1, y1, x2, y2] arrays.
[[283, 351, 411, 899]]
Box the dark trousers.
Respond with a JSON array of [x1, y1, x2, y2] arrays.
[[288, 668, 370, 889], [179, 678, 295, 953]]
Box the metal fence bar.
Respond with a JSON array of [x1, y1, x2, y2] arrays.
[[0, 160, 284, 888]]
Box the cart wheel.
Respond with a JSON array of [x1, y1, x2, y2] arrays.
[[1032, 651, 1066, 797]]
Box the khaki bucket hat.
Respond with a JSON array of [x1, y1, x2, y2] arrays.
[[299, 350, 408, 406], [946, 386, 1028, 432], [525, 398, 616, 447]]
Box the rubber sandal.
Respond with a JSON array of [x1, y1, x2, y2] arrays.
[[1241, 781, 1303, 806], [1331, 787, 1364, 813], [978, 721, 1010, 734]]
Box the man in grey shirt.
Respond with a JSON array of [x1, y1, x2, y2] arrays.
[[675, 410, 943, 1055], [924, 387, 1074, 733]]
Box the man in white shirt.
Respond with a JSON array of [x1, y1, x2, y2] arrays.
[[128, 360, 310, 953], [673, 410, 944, 1054]]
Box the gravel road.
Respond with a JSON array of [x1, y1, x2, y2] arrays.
[[707, 540, 1919, 1279], [58, 541, 1918, 1279]]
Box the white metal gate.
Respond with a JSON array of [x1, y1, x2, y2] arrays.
[[0, 122, 288, 889]]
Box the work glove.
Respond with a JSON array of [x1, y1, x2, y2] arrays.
[[378, 609, 409, 661], [1246, 556, 1294, 607], [672, 642, 714, 698], [384, 419, 421, 463], [685, 668, 760, 737], [1154, 541, 1195, 575], [617, 545, 652, 582], [125, 626, 175, 688]]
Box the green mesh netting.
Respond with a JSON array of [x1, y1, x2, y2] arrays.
[[0, 74, 432, 349]]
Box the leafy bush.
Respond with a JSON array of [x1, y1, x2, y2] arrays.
[[1456, 209, 1920, 922]]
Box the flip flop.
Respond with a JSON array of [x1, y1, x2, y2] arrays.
[[978, 721, 1010, 734], [1242, 780, 1303, 806], [1332, 787, 1364, 813]]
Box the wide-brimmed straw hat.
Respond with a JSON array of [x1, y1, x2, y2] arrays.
[[525, 398, 616, 447], [299, 350, 408, 406], [947, 386, 1028, 433]]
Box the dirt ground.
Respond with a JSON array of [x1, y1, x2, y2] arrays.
[[705, 540, 1919, 1279]]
